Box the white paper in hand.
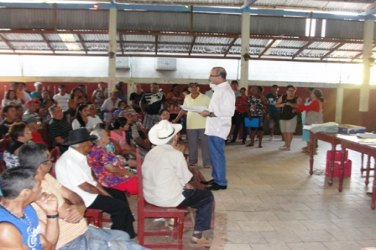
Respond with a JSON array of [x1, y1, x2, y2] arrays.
[[180, 105, 208, 113]]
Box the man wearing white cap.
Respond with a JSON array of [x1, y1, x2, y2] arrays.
[[143, 120, 214, 247]]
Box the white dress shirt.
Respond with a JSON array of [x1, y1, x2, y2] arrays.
[[205, 81, 236, 139], [142, 144, 193, 207], [55, 147, 98, 207]]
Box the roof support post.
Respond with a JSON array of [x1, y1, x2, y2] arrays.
[[359, 19, 374, 112], [240, 12, 250, 90], [108, 7, 117, 92]]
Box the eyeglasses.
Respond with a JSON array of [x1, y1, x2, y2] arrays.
[[40, 158, 52, 165], [209, 74, 219, 77]]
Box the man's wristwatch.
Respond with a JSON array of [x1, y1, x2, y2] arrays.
[[209, 112, 215, 117]]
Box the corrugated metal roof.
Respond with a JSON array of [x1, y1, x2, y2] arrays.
[[0, 5, 371, 62]]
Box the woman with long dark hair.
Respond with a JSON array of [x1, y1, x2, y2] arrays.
[[71, 104, 89, 130]]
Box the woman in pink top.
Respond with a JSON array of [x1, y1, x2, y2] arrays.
[[109, 117, 136, 155]]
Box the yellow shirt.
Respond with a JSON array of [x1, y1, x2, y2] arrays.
[[183, 93, 210, 129]]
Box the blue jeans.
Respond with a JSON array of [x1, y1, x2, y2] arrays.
[[208, 136, 227, 186], [179, 189, 214, 231], [60, 226, 148, 250]]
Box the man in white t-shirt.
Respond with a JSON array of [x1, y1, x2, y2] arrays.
[[53, 85, 70, 113]]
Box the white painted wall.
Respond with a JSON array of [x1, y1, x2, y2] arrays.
[[0, 54, 371, 86]]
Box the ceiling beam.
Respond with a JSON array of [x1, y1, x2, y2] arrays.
[[41, 34, 54, 54], [77, 34, 88, 54], [258, 39, 275, 58], [0, 34, 14, 51], [155, 35, 158, 55], [292, 41, 312, 59], [320, 42, 344, 60], [119, 33, 125, 55], [188, 36, 196, 55], [224, 38, 238, 57]]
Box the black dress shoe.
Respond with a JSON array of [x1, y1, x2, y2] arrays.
[[201, 179, 214, 185], [207, 182, 227, 191]]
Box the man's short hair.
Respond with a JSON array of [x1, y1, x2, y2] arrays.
[[212, 67, 227, 80], [286, 85, 296, 90], [2, 105, 16, 114], [231, 80, 238, 85], [8, 122, 27, 141], [18, 143, 49, 169], [0, 167, 36, 199], [272, 84, 279, 88]]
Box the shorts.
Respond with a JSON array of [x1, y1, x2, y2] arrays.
[[279, 116, 297, 133]]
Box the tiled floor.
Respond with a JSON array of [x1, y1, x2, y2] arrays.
[[130, 136, 376, 250]]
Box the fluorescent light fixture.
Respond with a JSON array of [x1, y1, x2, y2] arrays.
[[14, 50, 51, 53], [321, 19, 327, 38], [55, 50, 85, 54], [58, 34, 81, 51]]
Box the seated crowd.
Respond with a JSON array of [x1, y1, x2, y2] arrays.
[[0, 81, 215, 249]]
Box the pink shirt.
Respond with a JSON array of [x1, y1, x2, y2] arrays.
[[110, 130, 127, 150]]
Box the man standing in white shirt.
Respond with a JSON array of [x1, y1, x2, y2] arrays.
[[200, 67, 235, 191]]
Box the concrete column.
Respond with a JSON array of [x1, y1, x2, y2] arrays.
[[240, 12, 250, 90], [359, 19, 374, 112], [335, 86, 344, 124], [108, 7, 117, 92]]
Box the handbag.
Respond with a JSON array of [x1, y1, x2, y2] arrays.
[[244, 117, 260, 128]]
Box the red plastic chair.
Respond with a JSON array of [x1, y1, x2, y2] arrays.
[[136, 149, 188, 249]]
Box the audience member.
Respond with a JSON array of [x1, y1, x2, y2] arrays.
[[52, 85, 70, 114], [18, 143, 146, 250], [122, 108, 151, 151], [14, 104, 24, 122], [72, 104, 92, 130], [114, 81, 128, 102], [173, 82, 211, 168], [88, 127, 138, 195], [166, 84, 184, 120], [12, 82, 32, 104], [0, 167, 59, 250], [1, 89, 22, 107], [55, 128, 136, 238], [129, 83, 144, 113], [91, 82, 108, 108], [159, 108, 171, 121], [200, 67, 235, 191], [31, 82, 43, 100], [297, 88, 324, 153], [246, 86, 267, 148], [265, 84, 281, 140], [140, 82, 166, 130], [0, 104, 17, 138], [110, 117, 136, 155], [87, 103, 103, 129], [143, 120, 214, 247], [276, 85, 301, 151], [3, 122, 32, 168], [24, 98, 40, 115], [230, 87, 248, 144], [68, 87, 87, 122], [48, 104, 72, 152], [101, 91, 121, 128], [22, 113, 46, 145]]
